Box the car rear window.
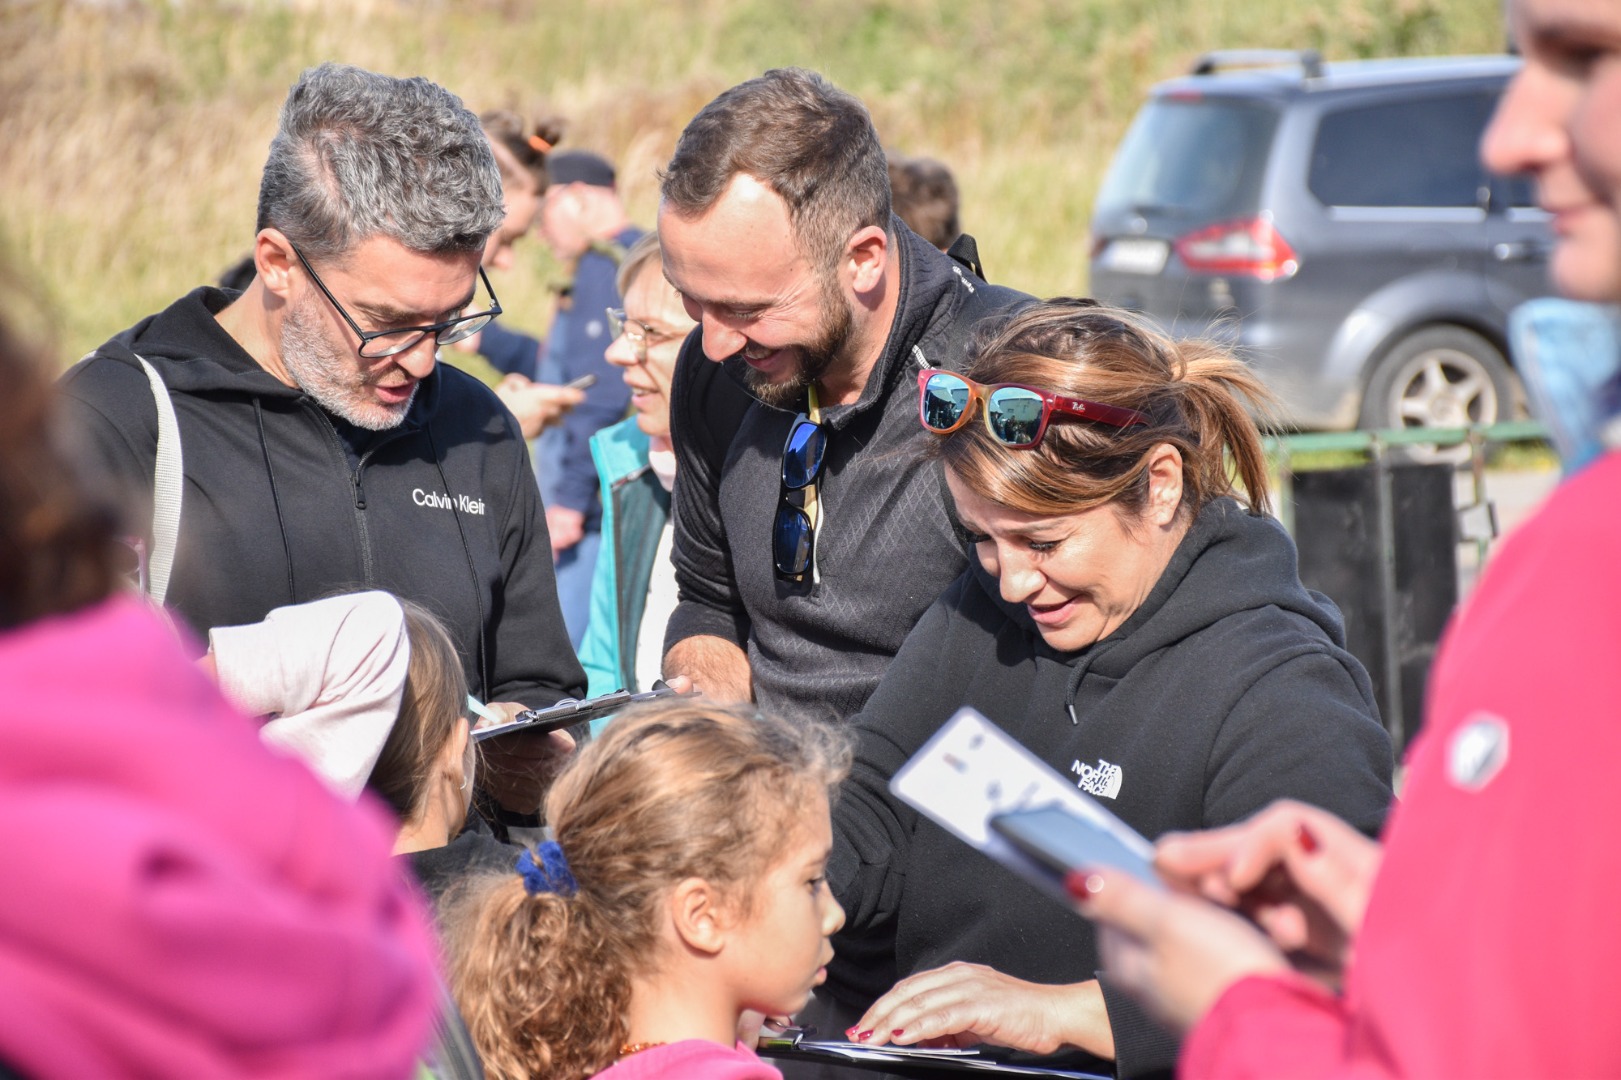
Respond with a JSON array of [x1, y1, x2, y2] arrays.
[[1094, 98, 1279, 220], [1309, 93, 1497, 207]]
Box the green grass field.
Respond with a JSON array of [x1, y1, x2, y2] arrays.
[[1, 0, 1505, 363]]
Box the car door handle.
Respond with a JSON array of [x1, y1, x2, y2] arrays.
[[1492, 241, 1549, 263]]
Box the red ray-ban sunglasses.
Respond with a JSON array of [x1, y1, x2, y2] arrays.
[[917, 369, 1149, 449]]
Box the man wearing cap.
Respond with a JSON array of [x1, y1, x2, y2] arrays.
[[533, 149, 644, 647]]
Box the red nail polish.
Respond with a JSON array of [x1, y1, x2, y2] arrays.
[[857, 1030, 873, 1042], [1065, 869, 1098, 901], [843, 1027, 858, 1040], [892, 1029, 906, 1038], [1297, 823, 1320, 854]]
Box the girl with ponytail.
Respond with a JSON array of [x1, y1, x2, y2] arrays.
[[445, 700, 850, 1080], [819, 300, 1396, 1076]]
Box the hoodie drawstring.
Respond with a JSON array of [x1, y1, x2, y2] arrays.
[[254, 399, 297, 605], [1063, 641, 1117, 725], [427, 421, 492, 701]]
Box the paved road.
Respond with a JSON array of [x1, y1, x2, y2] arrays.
[[1456, 466, 1560, 595]]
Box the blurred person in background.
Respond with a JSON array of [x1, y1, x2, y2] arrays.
[[887, 152, 962, 252], [0, 266, 440, 1078], [466, 110, 587, 439], [532, 148, 643, 648], [1069, 1, 1621, 1075], [577, 233, 749, 698]]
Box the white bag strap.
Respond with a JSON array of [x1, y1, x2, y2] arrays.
[[134, 354, 183, 606]]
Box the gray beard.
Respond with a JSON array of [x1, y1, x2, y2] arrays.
[[279, 297, 414, 431]]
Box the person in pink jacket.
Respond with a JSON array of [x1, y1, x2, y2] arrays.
[[0, 275, 441, 1077], [1067, 1, 1621, 1075]]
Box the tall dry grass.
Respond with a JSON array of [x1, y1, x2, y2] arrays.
[[2, 0, 1504, 363]]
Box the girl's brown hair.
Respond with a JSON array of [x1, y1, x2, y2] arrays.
[[479, 110, 564, 192], [445, 701, 850, 1080], [365, 599, 469, 822], [937, 299, 1278, 519]]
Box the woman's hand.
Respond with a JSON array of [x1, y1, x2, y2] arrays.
[[1071, 868, 1290, 1035], [848, 962, 1114, 1058], [1155, 799, 1383, 973]]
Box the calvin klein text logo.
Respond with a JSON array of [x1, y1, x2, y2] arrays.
[[412, 488, 487, 516]]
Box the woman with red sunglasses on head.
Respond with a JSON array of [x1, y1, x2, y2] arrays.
[[822, 299, 1394, 1078]]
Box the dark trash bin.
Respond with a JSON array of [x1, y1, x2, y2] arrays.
[[1292, 462, 1457, 755]]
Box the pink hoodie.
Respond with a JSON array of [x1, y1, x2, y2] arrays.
[[594, 1040, 782, 1079], [0, 596, 439, 1078]]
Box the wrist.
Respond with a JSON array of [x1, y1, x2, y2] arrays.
[[1052, 980, 1114, 1059]]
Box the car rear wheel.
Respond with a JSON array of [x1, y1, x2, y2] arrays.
[[1358, 325, 1520, 464]]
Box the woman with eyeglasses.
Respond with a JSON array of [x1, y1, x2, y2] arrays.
[[823, 300, 1394, 1077], [577, 233, 749, 700]]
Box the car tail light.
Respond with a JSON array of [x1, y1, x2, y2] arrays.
[[1174, 216, 1299, 281]]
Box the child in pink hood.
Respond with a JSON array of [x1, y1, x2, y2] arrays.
[[0, 288, 441, 1078]]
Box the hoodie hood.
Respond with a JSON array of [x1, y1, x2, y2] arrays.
[[977, 497, 1345, 685], [0, 597, 439, 1078]]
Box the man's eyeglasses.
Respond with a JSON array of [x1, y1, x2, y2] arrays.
[[774, 410, 827, 581], [606, 307, 684, 363], [917, 369, 1149, 449], [291, 243, 502, 359]]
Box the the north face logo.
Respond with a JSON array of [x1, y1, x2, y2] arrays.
[[1072, 758, 1123, 799]]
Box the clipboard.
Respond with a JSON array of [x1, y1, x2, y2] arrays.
[[757, 1028, 1107, 1077], [471, 684, 677, 742]]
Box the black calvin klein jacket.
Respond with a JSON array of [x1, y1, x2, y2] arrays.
[[829, 498, 1396, 1077], [60, 287, 585, 708]]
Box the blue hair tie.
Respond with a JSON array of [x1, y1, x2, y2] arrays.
[[517, 841, 578, 897]]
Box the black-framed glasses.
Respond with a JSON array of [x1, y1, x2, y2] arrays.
[[606, 307, 685, 364], [773, 413, 827, 580], [918, 368, 1149, 449], [290, 243, 502, 359]]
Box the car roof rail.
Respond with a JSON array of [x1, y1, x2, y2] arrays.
[[1191, 49, 1325, 79]]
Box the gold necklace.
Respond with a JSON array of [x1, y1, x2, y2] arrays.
[[618, 1041, 666, 1058]]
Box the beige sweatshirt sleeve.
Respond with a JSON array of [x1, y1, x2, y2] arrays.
[[209, 591, 410, 801]]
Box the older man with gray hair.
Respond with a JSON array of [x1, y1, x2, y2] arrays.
[[62, 65, 585, 755]]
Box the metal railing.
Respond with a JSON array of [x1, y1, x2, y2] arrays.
[[1266, 420, 1548, 563]]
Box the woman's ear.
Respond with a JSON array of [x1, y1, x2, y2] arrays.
[[1145, 443, 1185, 526], [668, 877, 728, 957]]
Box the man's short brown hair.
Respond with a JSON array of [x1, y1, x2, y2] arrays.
[[887, 153, 960, 251], [659, 68, 891, 273]]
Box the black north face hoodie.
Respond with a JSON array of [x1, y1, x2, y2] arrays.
[[60, 287, 585, 708], [829, 497, 1396, 1077]]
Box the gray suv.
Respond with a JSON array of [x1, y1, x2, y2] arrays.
[[1089, 52, 1553, 437]]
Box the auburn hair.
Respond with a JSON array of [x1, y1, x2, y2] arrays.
[[445, 700, 850, 1080], [936, 299, 1278, 519], [0, 276, 119, 628]]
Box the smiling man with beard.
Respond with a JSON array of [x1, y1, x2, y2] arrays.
[[60, 64, 585, 743], [657, 68, 1030, 721]]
